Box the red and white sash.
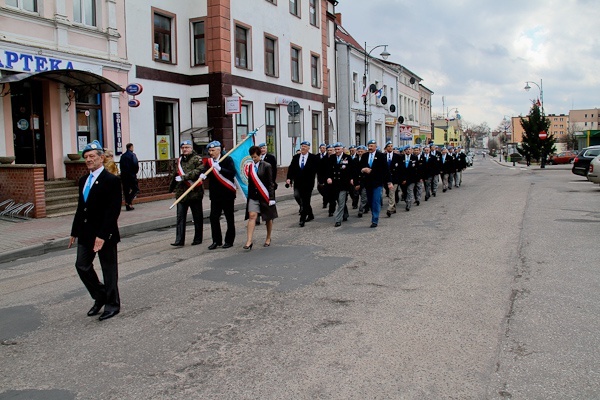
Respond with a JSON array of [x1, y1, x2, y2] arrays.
[[177, 157, 198, 187], [246, 162, 270, 203], [208, 158, 236, 192]]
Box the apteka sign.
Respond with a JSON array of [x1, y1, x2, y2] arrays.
[[0, 49, 78, 73]]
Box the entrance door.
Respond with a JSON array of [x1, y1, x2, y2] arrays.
[[12, 81, 46, 166]]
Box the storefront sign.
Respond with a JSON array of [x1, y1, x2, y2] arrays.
[[0, 49, 101, 74], [113, 113, 123, 155], [398, 125, 413, 140], [385, 117, 397, 126], [225, 96, 242, 114], [126, 83, 143, 96], [128, 99, 141, 108], [275, 96, 293, 105]]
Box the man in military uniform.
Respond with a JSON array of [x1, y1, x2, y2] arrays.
[[455, 146, 468, 187], [169, 140, 204, 247], [286, 140, 319, 227], [356, 139, 393, 227], [440, 147, 454, 192], [398, 145, 418, 211], [326, 142, 353, 227], [201, 141, 237, 249], [382, 141, 401, 217], [412, 145, 425, 206]]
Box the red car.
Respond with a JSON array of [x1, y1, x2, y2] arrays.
[[548, 151, 578, 165]]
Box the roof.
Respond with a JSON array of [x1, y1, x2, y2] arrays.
[[0, 69, 123, 94]]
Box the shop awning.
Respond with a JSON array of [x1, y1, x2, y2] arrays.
[[0, 69, 123, 94], [180, 127, 213, 144]]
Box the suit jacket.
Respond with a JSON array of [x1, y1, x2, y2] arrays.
[[287, 152, 318, 191], [440, 154, 455, 174], [326, 153, 353, 191], [357, 150, 391, 188], [262, 153, 278, 185], [421, 153, 438, 178], [119, 149, 139, 180], [71, 168, 122, 246], [397, 155, 418, 184], [383, 151, 402, 184], [204, 156, 237, 201]]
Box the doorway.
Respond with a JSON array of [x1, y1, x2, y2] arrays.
[[11, 81, 46, 166]]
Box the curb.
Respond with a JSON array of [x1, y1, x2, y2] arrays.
[[0, 192, 296, 264]]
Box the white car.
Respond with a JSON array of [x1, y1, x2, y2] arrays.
[[587, 154, 600, 184]]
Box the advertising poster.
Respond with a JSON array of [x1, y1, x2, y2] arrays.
[[156, 135, 171, 160]]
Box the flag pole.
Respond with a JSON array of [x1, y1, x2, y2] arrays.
[[169, 126, 263, 209]]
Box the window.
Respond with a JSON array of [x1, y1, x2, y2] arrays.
[[236, 103, 252, 143], [309, 0, 318, 26], [192, 21, 205, 66], [76, 92, 102, 145], [311, 112, 320, 153], [264, 36, 278, 77], [289, 0, 299, 16], [291, 46, 301, 83], [153, 11, 175, 63], [6, 0, 37, 12], [235, 25, 250, 69], [265, 108, 277, 156], [155, 101, 175, 160], [74, 0, 96, 26], [352, 72, 358, 102], [310, 54, 320, 88], [266, 0, 276, 3]]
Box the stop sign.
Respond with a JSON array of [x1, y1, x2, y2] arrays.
[[539, 131, 547, 140]]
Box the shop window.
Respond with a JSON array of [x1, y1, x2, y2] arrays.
[[74, 0, 96, 26], [236, 103, 253, 143], [153, 10, 176, 64], [192, 20, 205, 66], [76, 92, 102, 150], [6, 0, 37, 12], [265, 108, 277, 157]]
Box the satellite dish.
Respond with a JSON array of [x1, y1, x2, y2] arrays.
[[389, 104, 396, 113], [369, 84, 377, 93], [398, 116, 404, 124], [409, 77, 416, 84], [380, 96, 387, 105], [287, 101, 300, 116]]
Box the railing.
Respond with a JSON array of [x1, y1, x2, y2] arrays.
[[119, 158, 178, 198]]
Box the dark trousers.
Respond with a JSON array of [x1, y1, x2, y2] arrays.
[[122, 177, 139, 205], [175, 200, 203, 244], [210, 199, 235, 245], [76, 242, 120, 312], [295, 186, 314, 222]]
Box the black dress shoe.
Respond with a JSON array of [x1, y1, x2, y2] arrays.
[[191, 240, 202, 245], [222, 243, 233, 249], [335, 222, 341, 227], [125, 205, 134, 211], [370, 223, 378, 228], [416, 201, 420, 206], [343, 217, 348, 222], [443, 189, 447, 193], [299, 221, 305, 227], [171, 242, 184, 247], [87, 303, 104, 317], [306, 215, 314, 222], [432, 192, 436, 197], [98, 310, 119, 321], [328, 212, 333, 217], [386, 210, 392, 217], [357, 212, 363, 218], [406, 205, 410, 211], [208, 243, 221, 250]]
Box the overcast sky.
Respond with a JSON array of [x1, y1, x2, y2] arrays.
[[335, 0, 600, 128]]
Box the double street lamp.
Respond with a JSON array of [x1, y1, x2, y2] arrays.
[[363, 42, 390, 141], [524, 79, 544, 115], [524, 78, 547, 168]]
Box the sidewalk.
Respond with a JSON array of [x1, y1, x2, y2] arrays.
[[0, 184, 296, 264]]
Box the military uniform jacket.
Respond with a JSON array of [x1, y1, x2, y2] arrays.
[[383, 152, 402, 184], [398, 155, 419, 184], [317, 152, 330, 184], [169, 152, 204, 202], [456, 153, 468, 170], [357, 150, 391, 188], [262, 153, 278, 185], [421, 153, 438, 178], [326, 153, 353, 191], [204, 156, 237, 201], [440, 154, 455, 174], [287, 152, 318, 191], [71, 168, 122, 246], [414, 154, 427, 180]]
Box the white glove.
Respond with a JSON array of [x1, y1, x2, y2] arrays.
[[269, 200, 276, 206], [200, 173, 207, 180], [213, 161, 221, 172], [175, 176, 183, 182]]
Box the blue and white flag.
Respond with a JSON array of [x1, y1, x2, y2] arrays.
[[227, 130, 256, 198]]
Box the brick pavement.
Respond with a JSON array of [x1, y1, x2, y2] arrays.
[[0, 184, 296, 263]]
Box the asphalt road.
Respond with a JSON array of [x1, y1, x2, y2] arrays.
[[1, 159, 599, 399]]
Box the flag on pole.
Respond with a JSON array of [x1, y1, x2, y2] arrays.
[[229, 130, 256, 198], [361, 86, 369, 97], [375, 88, 383, 98]]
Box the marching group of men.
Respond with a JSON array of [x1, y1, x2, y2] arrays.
[[286, 139, 469, 228]]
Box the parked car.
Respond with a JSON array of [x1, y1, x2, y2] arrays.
[[572, 145, 600, 176], [548, 151, 578, 165], [587, 155, 600, 184]]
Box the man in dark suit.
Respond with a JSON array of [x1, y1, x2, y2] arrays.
[[119, 142, 139, 211], [382, 141, 402, 217], [326, 142, 353, 227], [398, 145, 419, 211], [421, 145, 437, 201], [201, 141, 237, 250], [286, 140, 318, 227], [440, 147, 455, 192], [356, 139, 393, 228], [259, 142, 278, 189], [68, 140, 122, 321]]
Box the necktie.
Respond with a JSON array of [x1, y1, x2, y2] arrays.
[[83, 174, 93, 202], [300, 155, 305, 169], [388, 154, 392, 165], [405, 159, 409, 168], [337, 156, 341, 164], [255, 163, 259, 173], [369, 153, 373, 167]]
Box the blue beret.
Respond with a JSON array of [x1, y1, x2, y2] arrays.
[[413, 145, 420, 149], [326, 144, 333, 149], [367, 139, 377, 145], [333, 142, 343, 148], [319, 143, 326, 147], [180, 140, 193, 147], [457, 146, 462, 149], [300, 140, 310, 146], [348, 145, 356, 150], [207, 141, 221, 149], [82, 140, 103, 156], [358, 145, 367, 150], [258, 142, 266, 148], [385, 141, 393, 147]]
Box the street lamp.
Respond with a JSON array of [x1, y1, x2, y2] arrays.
[[524, 79, 544, 115], [446, 108, 460, 146], [363, 42, 390, 142]]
